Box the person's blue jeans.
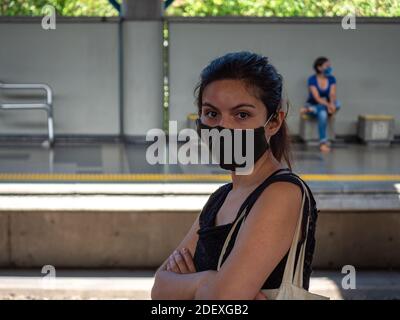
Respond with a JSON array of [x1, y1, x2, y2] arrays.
[[304, 100, 341, 144]]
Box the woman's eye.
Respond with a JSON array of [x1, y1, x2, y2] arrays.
[[236, 112, 249, 120], [205, 110, 218, 118]]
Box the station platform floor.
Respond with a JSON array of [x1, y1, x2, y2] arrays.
[[0, 269, 399, 300], [0, 140, 399, 194], [0, 141, 400, 211]]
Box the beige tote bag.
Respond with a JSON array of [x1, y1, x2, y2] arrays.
[[217, 173, 329, 300]]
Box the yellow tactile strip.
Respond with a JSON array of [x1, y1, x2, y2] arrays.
[[0, 173, 399, 182]]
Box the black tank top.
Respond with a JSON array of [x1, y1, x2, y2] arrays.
[[193, 168, 318, 290]]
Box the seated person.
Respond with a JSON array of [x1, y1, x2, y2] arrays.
[[300, 57, 341, 153]]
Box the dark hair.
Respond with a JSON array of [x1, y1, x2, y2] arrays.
[[194, 51, 292, 170], [313, 56, 329, 74]]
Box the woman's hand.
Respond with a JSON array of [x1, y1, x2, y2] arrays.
[[166, 248, 196, 274], [165, 248, 267, 300], [327, 102, 336, 115]]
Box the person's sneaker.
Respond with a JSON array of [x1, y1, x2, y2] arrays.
[[319, 143, 331, 153]]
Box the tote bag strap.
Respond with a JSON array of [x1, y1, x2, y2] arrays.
[[217, 205, 248, 271], [217, 169, 287, 270], [217, 170, 290, 271], [216, 172, 312, 289], [281, 176, 311, 288]]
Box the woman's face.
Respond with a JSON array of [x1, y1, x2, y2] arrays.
[[200, 79, 269, 130], [318, 60, 331, 73]]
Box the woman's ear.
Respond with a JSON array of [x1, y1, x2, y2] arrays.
[[266, 110, 284, 136]]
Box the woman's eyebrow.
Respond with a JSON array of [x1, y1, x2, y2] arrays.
[[202, 102, 256, 110]]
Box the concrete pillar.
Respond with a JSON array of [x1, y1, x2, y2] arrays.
[[121, 0, 164, 139], [122, 0, 163, 20]]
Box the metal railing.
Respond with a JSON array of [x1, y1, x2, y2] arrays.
[[0, 82, 54, 145]]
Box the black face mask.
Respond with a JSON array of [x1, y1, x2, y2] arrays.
[[196, 113, 275, 173]]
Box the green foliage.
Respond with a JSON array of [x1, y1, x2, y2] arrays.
[[0, 0, 117, 16], [166, 0, 400, 17], [1, 0, 399, 17]]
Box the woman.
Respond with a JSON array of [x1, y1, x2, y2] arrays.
[[300, 57, 341, 153], [151, 51, 319, 300]]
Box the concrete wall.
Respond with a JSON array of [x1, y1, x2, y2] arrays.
[[0, 210, 197, 268], [0, 19, 120, 136], [2, 17, 399, 138], [168, 17, 400, 136], [0, 18, 163, 138], [0, 209, 399, 268]]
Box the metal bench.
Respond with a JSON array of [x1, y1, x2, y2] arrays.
[[0, 82, 54, 146]]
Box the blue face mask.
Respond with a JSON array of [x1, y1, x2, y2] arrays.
[[323, 66, 333, 76]]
